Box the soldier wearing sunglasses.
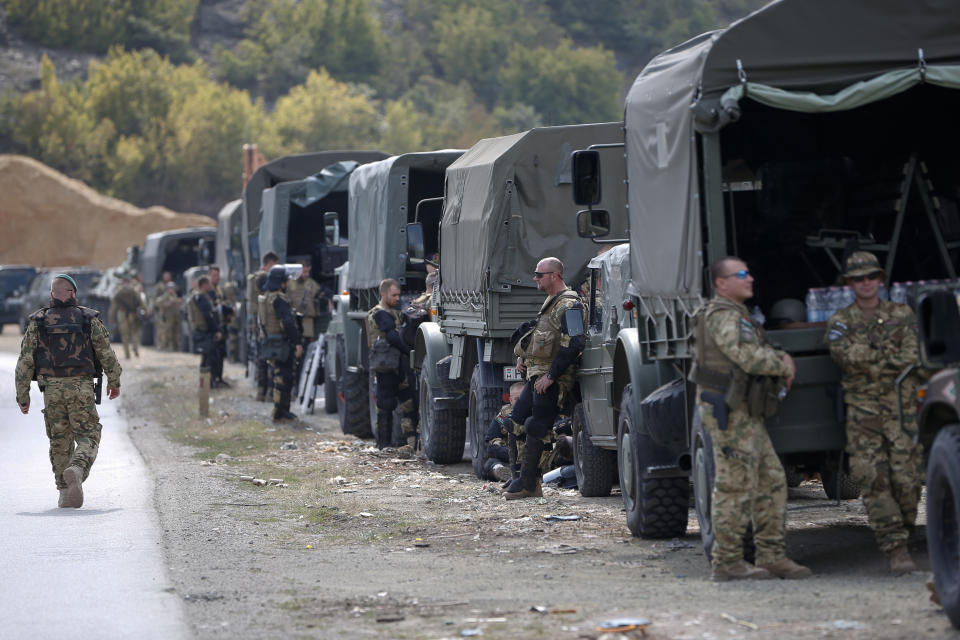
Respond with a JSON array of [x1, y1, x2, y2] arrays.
[[826, 250, 923, 573], [689, 256, 809, 581]]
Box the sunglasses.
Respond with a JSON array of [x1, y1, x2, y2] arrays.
[[720, 269, 751, 280], [533, 271, 555, 279], [849, 272, 883, 283]]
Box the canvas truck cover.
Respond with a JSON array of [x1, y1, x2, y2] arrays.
[[440, 123, 626, 293], [215, 199, 242, 278], [259, 161, 358, 262], [587, 243, 630, 339], [625, 0, 960, 299], [241, 151, 387, 270], [347, 150, 464, 290]]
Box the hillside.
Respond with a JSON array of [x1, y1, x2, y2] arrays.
[[0, 155, 214, 269]]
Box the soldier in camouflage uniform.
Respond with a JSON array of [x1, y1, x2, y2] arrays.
[[827, 251, 924, 573], [110, 275, 145, 359], [259, 265, 303, 421], [689, 256, 810, 581], [286, 260, 322, 344], [206, 266, 229, 387], [366, 279, 418, 451], [15, 274, 122, 509], [156, 282, 181, 351], [483, 382, 525, 483], [247, 252, 279, 401], [507, 257, 586, 500]]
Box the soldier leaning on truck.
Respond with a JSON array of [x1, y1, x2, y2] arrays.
[[507, 257, 585, 500], [689, 256, 811, 581], [15, 274, 122, 509], [826, 251, 924, 574], [247, 251, 279, 402], [366, 278, 419, 451]]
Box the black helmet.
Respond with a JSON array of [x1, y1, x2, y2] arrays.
[[264, 265, 287, 291]]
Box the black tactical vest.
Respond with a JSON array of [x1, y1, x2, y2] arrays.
[[31, 305, 99, 378]]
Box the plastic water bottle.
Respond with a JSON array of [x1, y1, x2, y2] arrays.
[[878, 283, 889, 301], [826, 286, 846, 320], [890, 282, 906, 304], [805, 288, 820, 323], [842, 285, 856, 307]]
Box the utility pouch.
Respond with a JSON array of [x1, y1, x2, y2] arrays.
[[369, 337, 401, 373], [192, 331, 214, 355], [724, 368, 749, 410], [261, 334, 291, 361], [745, 376, 780, 418]]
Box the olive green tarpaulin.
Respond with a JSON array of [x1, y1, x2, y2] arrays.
[[440, 123, 627, 294], [624, 0, 960, 299]]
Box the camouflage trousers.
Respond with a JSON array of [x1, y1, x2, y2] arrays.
[[118, 312, 139, 359], [510, 420, 557, 474], [41, 376, 102, 490], [159, 317, 179, 351], [845, 407, 923, 553], [699, 401, 787, 568], [269, 355, 294, 413]]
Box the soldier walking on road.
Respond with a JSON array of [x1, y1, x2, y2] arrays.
[[259, 266, 302, 421], [15, 274, 122, 508], [187, 276, 223, 384], [110, 275, 145, 359], [689, 256, 811, 581], [826, 251, 924, 574], [366, 279, 418, 451], [247, 252, 279, 401], [507, 257, 585, 500]]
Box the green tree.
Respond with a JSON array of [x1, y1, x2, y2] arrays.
[[499, 40, 621, 125]]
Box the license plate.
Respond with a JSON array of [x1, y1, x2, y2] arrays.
[[503, 366, 524, 382]]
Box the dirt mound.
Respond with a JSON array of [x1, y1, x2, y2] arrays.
[[0, 155, 214, 269]]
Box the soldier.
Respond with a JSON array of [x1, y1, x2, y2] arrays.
[[826, 251, 924, 573], [366, 278, 418, 451], [259, 265, 303, 421], [247, 251, 279, 401], [220, 276, 241, 363], [15, 274, 122, 508], [207, 265, 229, 387], [187, 276, 222, 381], [483, 381, 525, 483], [110, 275, 145, 359], [286, 259, 322, 344], [151, 271, 173, 310], [507, 257, 585, 500], [156, 281, 181, 351], [689, 256, 810, 581]]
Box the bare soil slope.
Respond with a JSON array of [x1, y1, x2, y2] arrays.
[[0, 155, 213, 268]]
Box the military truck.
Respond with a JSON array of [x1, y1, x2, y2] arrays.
[[329, 150, 464, 440], [570, 0, 960, 548], [0, 265, 36, 332], [913, 291, 960, 629], [215, 199, 244, 291], [412, 124, 626, 473], [139, 226, 217, 345]]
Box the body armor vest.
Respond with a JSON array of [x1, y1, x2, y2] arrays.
[[365, 302, 402, 350], [259, 290, 287, 336], [187, 291, 208, 331], [514, 289, 581, 370], [246, 270, 267, 319], [689, 296, 745, 392], [31, 305, 99, 378]]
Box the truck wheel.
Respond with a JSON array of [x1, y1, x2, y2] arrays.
[[573, 402, 615, 497], [469, 365, 504, 479], [323, 340, 338, 414], [420, 357, 467, 464], [821, 465, 861, 500], [927, 424, 960, 630], [619, 385, 688, 538], [337, 338, 372, 438]]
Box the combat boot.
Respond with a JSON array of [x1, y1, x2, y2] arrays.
[[491, 463, 512, 483], [396, 434, 417, 458], [887, 545, 916, 574], [504, 438, 544, 500], [58, 488, 70, 508], [272, 410, 298, 421], [711, 560, 773, 582], [62, 465, 84, 509], [757, 557, 812, 579], [375, 413, 393, 450], [256, 387, 268, 402]]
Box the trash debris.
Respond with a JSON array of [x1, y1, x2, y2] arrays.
[[550, 608, 577, 614], [252, 478, 267, 486], [376, 615, 405, 623], [331, 476, 347, 485], [530, 606, 548, 614], [359, 512, 374, 518], [536, 544, 583, 555], [214, 453, 236, 463], [596, 617, 651, 633], [544, 514, 581, 522], [830, 620, 866, 630], [461, 629, 482, 637], [239, 475, 254, 481], [267, 478, 285, 485], [721, 613, 758, 630], [281, 442, 298, 450], [666, 538, 694, 550]]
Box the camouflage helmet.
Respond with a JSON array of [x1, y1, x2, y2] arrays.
[[769, 298, 806, 325], [843, 250, 886, 280]]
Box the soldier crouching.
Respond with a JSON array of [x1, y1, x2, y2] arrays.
[[15, 274, 122, 509], [259, 265, 303, 421]]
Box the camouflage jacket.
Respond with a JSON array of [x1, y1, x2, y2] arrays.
[[16, 307, 122, 405], [827, 300, 920, 413], [698, 296, 791, 382], [110, 284, 145, 323]]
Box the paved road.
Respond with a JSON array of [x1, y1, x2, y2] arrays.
[[0, 353, 189, 640]]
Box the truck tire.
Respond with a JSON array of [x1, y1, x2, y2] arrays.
[[821, 465, 861, 500], [927, 424, 960, 629], [469, 365, 504, 479], [618, 385, 688, 538], [420, 357, 467, 464], [337, 338, 372, 438], [323, 341, 338, 414], [573, 402, 615, 497]]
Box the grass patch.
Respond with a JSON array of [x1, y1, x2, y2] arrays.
[[167, 419, 275, 459], [293, 504, 341, 525]]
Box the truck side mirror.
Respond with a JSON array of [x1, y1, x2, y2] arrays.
[[323, 211, 340, 246], [406, 222, 426, 271], [917, 290, 960, 367], [572, 150, 601, 205], [577, 209, 611, 239]]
